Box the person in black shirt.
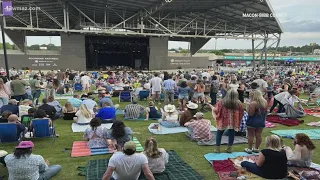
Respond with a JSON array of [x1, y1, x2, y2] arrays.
[[241, 135, 288, 179], [38, 98, 57, 120]]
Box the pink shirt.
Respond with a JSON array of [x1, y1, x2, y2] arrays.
[[0, 85, 11, 98]]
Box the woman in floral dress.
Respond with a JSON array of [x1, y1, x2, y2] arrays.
[[208, 89, 244, 153]]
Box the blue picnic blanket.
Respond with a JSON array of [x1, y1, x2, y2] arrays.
[[271, 129, 320, 139], [204, 152, 259, 165]]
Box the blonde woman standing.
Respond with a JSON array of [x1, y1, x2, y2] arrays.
[[74, 104, 94, 125], [245, 90, 268, 154], [241, 135, 287, 179], [143, 137, 169, 174], [0, 78, 11, 108]]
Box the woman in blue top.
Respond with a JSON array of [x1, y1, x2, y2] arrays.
[[107, 120, 133, 147], [178, 81, 190, 110], [145, 101, 161, 120], [95, 101, 116, 123]]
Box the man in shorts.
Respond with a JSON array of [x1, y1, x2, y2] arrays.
[[80, 74, 91, 93], [149, 73, 162, 104]]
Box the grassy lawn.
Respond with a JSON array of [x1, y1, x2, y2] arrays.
[[0, 94, 319, 180]]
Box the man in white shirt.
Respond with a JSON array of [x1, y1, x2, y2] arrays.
[[269, 90, 298, 114], [80, 74, 91, 93], [102, 141, 155, 180], [149, 73, 162, 103], [253, 75, 268, 94]]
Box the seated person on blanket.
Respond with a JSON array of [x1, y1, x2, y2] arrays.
[[47, 96, 63, 119], [62, 102, 77, 120], [96, 102, 116, 123], [241, 135, 288, 179], [179, 102, 198, 126], [0, 110, 12, 123], [107, 120, 133, 147], [102, 141, 155, 180], [74, 104, 93, 125], [145, 101, 161, 120], [81, 95, 98, 113], [185, 112, 212, 141], [269, 89, 299, 114], [67, 95, 82, 108], [99, 90, 119, 109], [143, 137, 169, 174], [83, 118, 109, 149], [124, 100, 145, 119], [7, 114, 26, 138], [158, 104, 179, 128], [283, 133, 315, 167], [56, 83, 73, 95], [5, 141, 62, 180]]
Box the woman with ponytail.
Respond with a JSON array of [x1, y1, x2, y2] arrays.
[[143, 137, 169, 174]]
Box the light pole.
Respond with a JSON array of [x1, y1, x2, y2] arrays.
[[0, 1, 10, 79]]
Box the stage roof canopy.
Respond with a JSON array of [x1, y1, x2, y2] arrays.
[[5, 0, 283, 39]]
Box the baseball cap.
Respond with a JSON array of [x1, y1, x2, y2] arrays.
[[194, 112, 204, 119], [16, 141, 34, 149], [123, 141, 136, 151], [8, 99, 19, 104]]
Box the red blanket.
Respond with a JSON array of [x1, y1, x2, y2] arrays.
[[266, 115, 303, 126], [305, 109, 320, 115], [213, 159, 238, 172]]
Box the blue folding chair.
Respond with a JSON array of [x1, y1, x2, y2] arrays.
[[139, 90, 150, 101], [0, 123, 19, 143], [119, 91, 133, 102], [74, 83, 83, 92], [32, 119, 56, 139]]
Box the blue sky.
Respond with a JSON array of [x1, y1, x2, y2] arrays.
[[2, 0, 319, 49]]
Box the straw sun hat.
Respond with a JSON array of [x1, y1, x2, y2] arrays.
[[186, 102, 198, 110], [164, 104, 176, 113]]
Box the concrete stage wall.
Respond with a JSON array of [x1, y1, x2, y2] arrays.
[[0, 33, 208, 70], [0, 33, 86, 70]]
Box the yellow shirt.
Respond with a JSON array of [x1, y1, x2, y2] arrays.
[[103, 74, 109, 79]]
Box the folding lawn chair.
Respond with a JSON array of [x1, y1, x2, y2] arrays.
[[119, 91, 133, 103], [74, 83, 83, 92], [32, 119, 56, 140], [0, 123, 20, 143], [139, 90, 150, 101]]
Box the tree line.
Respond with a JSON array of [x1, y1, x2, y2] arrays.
[[0, 43, 61, 51], [169, 43, 320, 55]]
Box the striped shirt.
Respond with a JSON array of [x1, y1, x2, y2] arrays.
[[124, 104, 145, 119]]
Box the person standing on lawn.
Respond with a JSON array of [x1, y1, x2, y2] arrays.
[[102, 141, 155, 180], [208, 89, 244, 153], [244, 90, 268, 154]]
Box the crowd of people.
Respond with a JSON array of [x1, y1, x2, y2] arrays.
[[0, 63, 319, 180]]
